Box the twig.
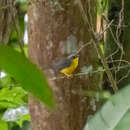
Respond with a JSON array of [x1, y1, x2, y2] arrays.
[[76, 0, 118, 92], [75, 0, 95, 37], [107, 59, 130, 84], [49, 64, 130, 81], [107, 59, 130, 65], [106, 48, 119, 60], [115, 0, 125, 79], [92, 39, 118, 92], [75, 40, 92, 55], [117, 69, 130, 84], [100, 20, 113, 36]]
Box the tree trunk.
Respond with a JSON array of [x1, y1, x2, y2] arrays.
[[105, 0, 130, 89], [0, 0, 16, 43], [28, 0, 99, 130]]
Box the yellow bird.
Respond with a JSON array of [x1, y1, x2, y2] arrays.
[[52, 55, 79, 77]]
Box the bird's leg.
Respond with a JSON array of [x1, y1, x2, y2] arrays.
[[65, 74, 73, 79]]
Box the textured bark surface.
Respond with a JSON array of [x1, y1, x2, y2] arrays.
[[28, 0, 99, 130], [0, 0, 16, 43]]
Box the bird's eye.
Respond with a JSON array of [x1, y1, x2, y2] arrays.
[[72, 55, 76, 59]]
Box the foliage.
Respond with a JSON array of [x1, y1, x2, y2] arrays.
[[97, 0, 109, 15], [16, 114, 30, 127], [84, 85, 130, 130], [0, 45, 54, 107], [114, 109, 130, 130], [8, 0, 27, 47], [0, 120, 8, 130], [0, 0, 31, 129], [0, 2, 54, 129], [0, 73, 28, 129], [1, 0, 130, 129], [0, 87, 27, 109]]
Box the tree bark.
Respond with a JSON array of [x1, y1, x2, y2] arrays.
[[28, 0, 99, 130], [0, 0, 16, 43]]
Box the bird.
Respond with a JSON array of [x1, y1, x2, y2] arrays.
[[52, 54, 79, 77]]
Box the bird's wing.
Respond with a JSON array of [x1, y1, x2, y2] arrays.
[[52, 58, 71, 72]]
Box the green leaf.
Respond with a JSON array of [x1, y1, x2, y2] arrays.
[[0, 75, 11, 88], [0, 45, 54, 108], [84, 85, 130, 130], [115, 109, 130, 130], [97, 0, 109, 15], [0, 87, 26, 109], [16, 114, 30, 128], [0, 120, 8, 130]]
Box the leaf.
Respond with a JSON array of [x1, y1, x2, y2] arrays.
[[0, 120, 8, 130], [97, 0, 109, 15], [115, 109, 130, 130], [0, 45, 54, 107], [16, 114, 30, 128], [0, 75, 10, 88], [84, 85, 130, 130], [0, 87, 27, 109]]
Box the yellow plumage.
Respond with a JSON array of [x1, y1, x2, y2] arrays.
[[60, 57, 79, 77]]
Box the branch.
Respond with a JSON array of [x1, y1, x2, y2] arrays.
[[92, 39, 118, 92]]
